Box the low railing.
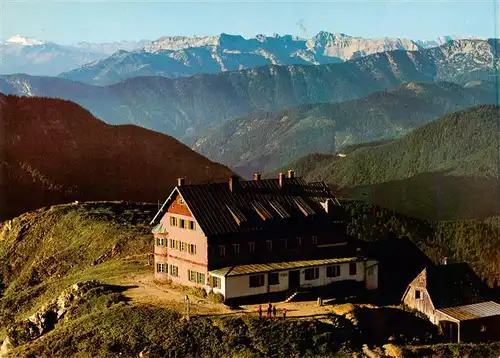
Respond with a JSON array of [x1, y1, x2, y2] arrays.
[[285, 288, 297, 301]]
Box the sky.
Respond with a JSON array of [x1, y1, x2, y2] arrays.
[[1, 0, 499, 45]]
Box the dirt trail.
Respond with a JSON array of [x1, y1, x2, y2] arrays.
[[122, 274, 362, 319]]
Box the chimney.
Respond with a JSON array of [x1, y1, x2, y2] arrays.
[[228, 175, 239, 192], [287, 169, 295, 179], [177, 177, 185, 187], [278, 172, 284, 188], [253, 173, 262, 181]]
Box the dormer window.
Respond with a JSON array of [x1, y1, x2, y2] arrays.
[[296, 237, 302, 247], [219, 245, 226, 257], [233, 244, 240, 254]]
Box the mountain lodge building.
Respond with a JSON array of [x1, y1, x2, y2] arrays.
[[150, 171, 379, 303]]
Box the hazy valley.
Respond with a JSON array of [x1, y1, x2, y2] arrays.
[[0, 39, 498, 142], [194, 81, 498, 176]]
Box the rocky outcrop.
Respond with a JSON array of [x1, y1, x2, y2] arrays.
[[0, 337, 12, 358], [92, 244, 119, 265], [2, 281, 102, 349]]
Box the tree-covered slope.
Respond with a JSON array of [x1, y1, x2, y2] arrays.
[[0, 94, 233, 221], [295, 105, 500, 186], [273, 105, 500, 220], [194, 81, 497, 177]]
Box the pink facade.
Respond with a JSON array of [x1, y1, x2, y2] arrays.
[[154, 192, 209, 287]]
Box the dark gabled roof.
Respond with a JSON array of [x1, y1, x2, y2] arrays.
[[363, 236, 435, 304], [153, 176, 344, 238], [425, 263, 492, 309]]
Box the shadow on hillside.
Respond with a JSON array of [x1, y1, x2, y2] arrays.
[[360, 236, 434, 306], [103, 283, 138, 293], [336, 170, 500, 221], [103, 283, 138, 304], [353, 306, 440, 346]]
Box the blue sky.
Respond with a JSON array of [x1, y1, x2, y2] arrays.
[[2, 1, 499, 44]]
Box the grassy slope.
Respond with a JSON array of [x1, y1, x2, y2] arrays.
[[0, 202, 155, 331], [11, 308, 358, 358], [0, 202, 360, 358]]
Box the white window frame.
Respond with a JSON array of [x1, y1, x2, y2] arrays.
[[304, 267, 319, 281], [169, 264, 179, 277], [326, 265, 341, 278], [211, 276, 221, 289], [249, 274, 265, 288], [349, 262, 357, 276], [156, 263, 166, 273]]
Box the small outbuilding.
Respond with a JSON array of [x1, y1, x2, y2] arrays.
[[402, 262, 500, 342]]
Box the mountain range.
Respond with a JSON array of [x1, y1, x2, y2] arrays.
[[59, 32, 433, 85], [0, 35, 150, 76], [193, 81, 499, 177], [0, 33, 480, 82], [276, 105, 500, 221], [0, 94, 232, 221], [1, 39, 498, 143]]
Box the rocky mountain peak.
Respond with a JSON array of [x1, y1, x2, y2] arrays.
[[143, 35, 220, 52], [5, 34, 44, 46]]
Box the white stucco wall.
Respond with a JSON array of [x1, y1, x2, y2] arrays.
[[365, 260, 379, 290], [209, 273, 227, 297], [225, 273, 269, 299], [299, 261, 365, 288], [269, 271, 289, 292], [212, 260, 377, 300]]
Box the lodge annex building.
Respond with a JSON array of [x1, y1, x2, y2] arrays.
[[150, 171, 378, 302]]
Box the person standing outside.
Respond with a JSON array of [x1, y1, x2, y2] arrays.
[[184, 295, 190, 320], [258, 304, 262, 319], [267, 302, 272, 318]]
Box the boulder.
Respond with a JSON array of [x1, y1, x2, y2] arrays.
[[5, 280, 103, 348], [0, 336, 12, 358]]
